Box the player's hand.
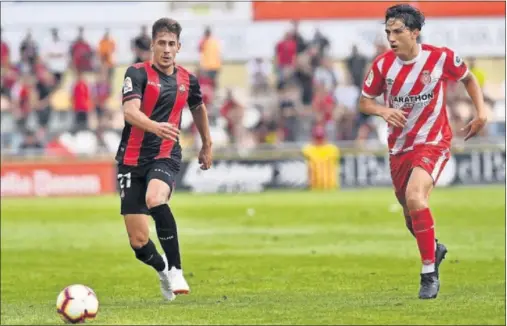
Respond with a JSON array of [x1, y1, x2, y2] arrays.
[[198, 144, 212, 170], [154, 122, 179, 141], [462, 114, 487, 141], [380, 108, 408, 128]]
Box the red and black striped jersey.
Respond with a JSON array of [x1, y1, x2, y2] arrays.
[[115, 61, 202, 167]]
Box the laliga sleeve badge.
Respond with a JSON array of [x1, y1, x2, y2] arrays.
[[453, 53, 463, 67], [123, 77, 133, 94], [365, 70, 374, 87]]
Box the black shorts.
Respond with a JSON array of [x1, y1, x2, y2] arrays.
[[117, 158, 179, 215]]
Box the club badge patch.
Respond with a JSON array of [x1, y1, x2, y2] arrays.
[[178, 84, 186, 93], [420, 70, 431, 85]]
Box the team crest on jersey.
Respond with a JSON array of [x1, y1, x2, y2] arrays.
[[178, 84, 186, 93], [123, 77, 133, 94], [420, 70, 431, 85]]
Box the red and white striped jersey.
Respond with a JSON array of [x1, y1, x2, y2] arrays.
[[362, 44, 468, 155]]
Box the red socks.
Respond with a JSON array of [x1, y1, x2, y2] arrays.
[[410, 208, 436, 265]]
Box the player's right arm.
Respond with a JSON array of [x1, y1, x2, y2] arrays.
[[122, 66, 178, 141], [358, 58, 407, 128]]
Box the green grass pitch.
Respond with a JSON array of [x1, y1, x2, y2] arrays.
[[1, 187, 505, 325]]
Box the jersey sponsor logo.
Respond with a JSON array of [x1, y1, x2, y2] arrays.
[[365, 69, 374, 87], [123, 77, 133, 94], [148, 81, 161, 88], [391, 92, 434, 109]]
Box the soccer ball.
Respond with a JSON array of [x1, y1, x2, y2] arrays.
[[56, 284, 99, 324]]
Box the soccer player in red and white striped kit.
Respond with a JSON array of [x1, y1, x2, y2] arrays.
[[359, 4, 487, 299]]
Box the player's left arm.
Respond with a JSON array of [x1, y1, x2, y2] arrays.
[[443, 48, 487, 140], [188, 74, 213, 170]]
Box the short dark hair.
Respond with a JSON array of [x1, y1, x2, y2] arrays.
[[152, 18, 182, 40], [385, 4, 425, 31]]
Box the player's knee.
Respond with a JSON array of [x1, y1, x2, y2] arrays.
[[128, 231, 149, 249], [145, 192, 169, 209], [405, 188, 427, 211]]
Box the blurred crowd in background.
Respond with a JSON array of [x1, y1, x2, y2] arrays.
[[1, 21, 505, 157]]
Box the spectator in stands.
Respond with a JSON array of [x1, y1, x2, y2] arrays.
[[312, 81, 336, 141], [334, 83, 360, 141], [291, 20, 307, 54], [70, 27, 93, 73], [220, 89, 244, 145], [198, 26, 221, 88], [35, 68, 55, 140], [43, 28, 67, 87], [196, 69, 215, 116], [313, 56, 338, 95], [72, 71, 91, 132], [131, 25, 151, 64], [1, 59, 18, 98], [310, 28, 330, 61], [247, 57, 271, 95], [1, 27, 9, 67], [92, 67, 111, 129], [92, 67, 111, 149], [19, 30, 38, 74], [345, 45, 367, 90], [275, 32, 297, 84], [295, 45, 319, 109], [98, 28, 116, 81], [11, 72, 38, 133], [278, 82, 301, 142]]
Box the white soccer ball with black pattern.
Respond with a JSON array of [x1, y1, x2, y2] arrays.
[[56, 284, 99, 324]]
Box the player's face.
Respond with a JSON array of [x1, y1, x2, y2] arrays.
[[151, 31, 181, 70], [385, 18, 419, 57]]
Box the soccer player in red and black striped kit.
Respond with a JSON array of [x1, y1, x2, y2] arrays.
[[115, 18, 212, 302]]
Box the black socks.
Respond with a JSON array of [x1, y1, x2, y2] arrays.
[[150, 204, 182, 270], [132, 239, 166, 272]]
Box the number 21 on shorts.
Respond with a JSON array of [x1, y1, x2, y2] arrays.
[[117, 172, 132, 189]]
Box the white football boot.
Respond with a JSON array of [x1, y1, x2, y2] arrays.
[[157, 255, 175, 301], [168, 266, 190, 295]]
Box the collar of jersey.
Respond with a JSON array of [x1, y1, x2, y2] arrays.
[[396, 44, 423, 65]]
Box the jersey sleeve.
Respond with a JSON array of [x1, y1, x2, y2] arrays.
[[122, 66, 146, 104], [361, 58, 385, 99], [442, 47, 469, 82], [187, 74, 203, 110]]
